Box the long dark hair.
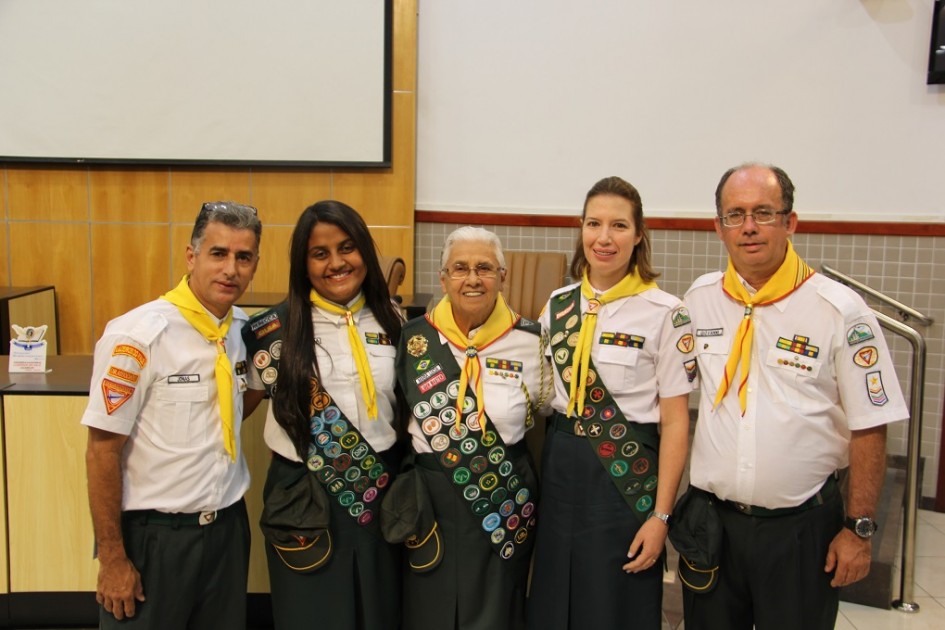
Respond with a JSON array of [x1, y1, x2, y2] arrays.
[[273, 200, 404, 459]]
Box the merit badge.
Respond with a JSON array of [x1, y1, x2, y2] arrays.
[[684, 359, 697, 383], [866, 371, 888, 406], [550, 331, 567, 346], [567, 332, 580, 347], [261, 367, 278, 385], [555, 300, 576, 320], [407, 334, 429, 357], [565, 314, 579, 330], [553, 347, 570, 365], [270, 340, 283, 360], [102, 379, 135, 414], [847, 323, 875, 346], [676, 333, 694, 354], [430, 433, 450, 452], [854, 346, 879, 368], [253, 350, 271, 370]]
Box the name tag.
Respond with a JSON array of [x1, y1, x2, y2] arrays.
[[168, 374, 200, 384]]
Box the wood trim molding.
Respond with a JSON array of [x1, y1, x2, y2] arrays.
[[415, 211, 945, 236]]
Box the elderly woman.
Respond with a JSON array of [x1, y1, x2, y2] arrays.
[[244, 200, 405, 629], [527, 177, 693, 629], [394, 226, 551, 630]]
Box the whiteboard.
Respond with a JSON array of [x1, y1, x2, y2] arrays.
[[417, 0, 945, 222], [0, 0, 390, 166]]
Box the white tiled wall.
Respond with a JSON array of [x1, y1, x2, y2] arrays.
[[415, 222, 945, 502]]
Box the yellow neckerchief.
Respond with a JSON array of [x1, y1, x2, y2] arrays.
[[567, 269, 657, 417], [714, 240, 814, 415], [161, 275, 236, 461], [429, 293, 517, 434], [309, 289, 377, 419]]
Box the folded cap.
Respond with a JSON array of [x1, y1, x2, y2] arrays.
[[260, 470, 332, 573], [380, 467, 443, 573], [668, 486, 722, 593]]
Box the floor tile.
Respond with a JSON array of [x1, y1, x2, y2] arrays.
[[840, 597, 945, 629]]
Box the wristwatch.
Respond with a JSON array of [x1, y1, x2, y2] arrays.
[[844, 516, 878, 539], [648, 511, 671, 526]]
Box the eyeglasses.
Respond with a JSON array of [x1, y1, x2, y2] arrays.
[[442, 263, 504, 280], [719, 208, 790, 228]]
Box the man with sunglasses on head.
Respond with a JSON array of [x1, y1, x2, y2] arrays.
[[82, 202, 262, 629], [681, 164, 907, 630]]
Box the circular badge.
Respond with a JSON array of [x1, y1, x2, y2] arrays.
[[479, 472, 499, 491], [460, 437, 478, 455], [623, 478, 642, 496], [316, 466, 337, 484], [361, 455, 378, 470], [487, 446, 506, 465], [506, 514, 521, 531], [321, 406, 340, 424], [326, 478, 346, 496], [269, 340, 283, 360], [344, 467, 362, 483], [500, 541, 516, 559], [314, 431, 331, 447], [581, 405, 596, 419], [351, 443, 369, 461], [498, 460, 514, 477], [439, 407, 458, 426], [261, 366, 278, 385], [609, 424, 627, 440], [253, 350, 271, 369], [585, 369, 597, 386], [330, 419, 349, 437], [357, 510, 374, 526], [306, 454, 325, 471], [481, 431, 498, 447], [430, 434, 451, 452], [597, 441, 616, 458], [507, 475, 522, 491], [465, 414, 482, 432], [551, 331, 566, 346], [586, 422, 603, 438], [643, 475, 658, 492], [353, 477, 370, 494], [406, 334, 428, 358], [554, 348, 570, 365], [490, 487, 509, 504], [413, 401, 432, 419], [635, 495, 653, 513], [610, 460, 629, 477], [453, 467, 472, 485], [601, 406, 617, 421], [440, 448, 462, 469], [469, 455, 488, 474], [589, 387, 605, 403], [461, 397, 476, 414], [561, 366, 573, 383], [349, 502, 365, 517], [565, 315, 579, 331], [472, 498, 491, 516], [368, 463, 385, 480], [447, 380, 461, 398], [309, 416, 324, 435], [491, 528, 507, 544], [333, 453, 353, 472], [312, 392, 331, 412], [631, 458, 650, 475], [376, 472, 391, 489], [324, 442, 342, 459], [340, 432, 359, 449], [514, 488, 530, 505], [422, 416, 442, 436], [521, 502, 535, 518], [482, 513, 502, 532], [338, 491, 356, 507], [499, 499, 516, 518], [514, 528, 529, 545], [621, 441, 640, 458], [431, 391, 449, 410], [463, 485, 481, 501], [449, 423, 469, 441]]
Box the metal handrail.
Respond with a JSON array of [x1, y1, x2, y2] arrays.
[[821, 265, 934, 326], [820, 265, 927, 613]]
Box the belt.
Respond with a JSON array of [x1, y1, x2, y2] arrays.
[[551, 413, 586, 436], [123, 499, 241, 528], [715, 474, 839, 517]]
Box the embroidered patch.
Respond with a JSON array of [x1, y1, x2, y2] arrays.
[[555, 301, 575, 320], [270, 341, 282, 360], [107, 366, 139, 384], [847, 323, 875, 346], [419, 371, 446, 394], [671, 307, 691, 328], [364, 332, 392, 345], [599, 332, 644, 348], [235, 360, 247, 376], [676, 333, 694, 354], [776, 335, 819, 358], [253, 350, 271, 369], [485, 358, 523, 373], [696, 328, 724, 337], [102, 378, 134, 414], [554, 348, 570, 365], [556, 290, 574, 302], [415, 364, 444, 386], [684, 359, 697, 383], [866, 371, 888, 406], [854, 346, 879, 368], [112, 344, 146, 368], [168, 374, 200, 384]]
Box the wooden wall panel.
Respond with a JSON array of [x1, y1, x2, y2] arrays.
[[89, 168, 171, 223], [168, 170, 253, 224], [6, 167, 89, 221], [250, 171, 333, 225], [91, 224, 172, 341], [393, 0, 418, 93], [9, 222, 92, 354], [0, 221, 9, 287], [251, 225, 293, 295]]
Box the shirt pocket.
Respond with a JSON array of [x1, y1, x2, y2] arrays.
[[155, 384, 210, 444], [482, 369, 527, 423], [693, 335, 731, 388], [367, 344, 397, 390], [595, 344, 640, 390], [764, 347, 828, 413]]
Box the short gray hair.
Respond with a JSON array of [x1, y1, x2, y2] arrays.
[[190, 201, 262, 253], [439, 226, 506, 270]]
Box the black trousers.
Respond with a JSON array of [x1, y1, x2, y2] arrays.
[[682, 490, 844, 630], [102, 499, 250, 629]]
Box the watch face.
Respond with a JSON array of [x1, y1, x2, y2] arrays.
[[854, 518, 876, 538]]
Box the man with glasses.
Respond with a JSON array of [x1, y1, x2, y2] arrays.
[[681, 164, 907, 629], [82, 202, 262, 628]]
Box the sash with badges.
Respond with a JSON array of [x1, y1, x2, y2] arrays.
[[401, 317, 538, 560], [243, 304, 392, 528], [549, 289, 660, 524]]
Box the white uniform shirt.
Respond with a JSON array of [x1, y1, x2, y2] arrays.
[[540, 282, 695, 424], [407, 323, 551, 453], [685, 271, 909, 509], [250, 303, 399, 462], [81, 299, 251, 513]]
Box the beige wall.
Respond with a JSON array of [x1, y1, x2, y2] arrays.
[[0, 0, 417, 355], [416, 222, 945, 501]]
